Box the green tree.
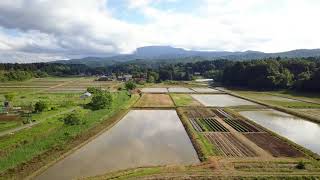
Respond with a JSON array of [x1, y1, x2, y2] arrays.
[[125, 81, 136, 90], [63, 112, 82, 125], [87, 91, 112, 110], [86, 87, 102, 94], [34, 101, 47, 112]]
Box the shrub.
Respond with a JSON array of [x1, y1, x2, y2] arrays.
[[86, 87, 102, 94], [87, 91, 112, 110], [125, 81, 136, 90], [296, 161, 306, 169], [63, 112, 81, 126], [34, 101, 47, 112]]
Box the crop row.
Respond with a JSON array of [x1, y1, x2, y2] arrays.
[[204, 133, 256, 157], [223, 118, 260, 132]]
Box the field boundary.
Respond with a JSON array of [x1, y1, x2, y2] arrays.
[[25, 109, 131, 180]]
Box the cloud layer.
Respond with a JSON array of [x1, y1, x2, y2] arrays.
[[0, 0, 320, 62]]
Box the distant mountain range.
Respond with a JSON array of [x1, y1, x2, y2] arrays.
[[54, 46, 320, 67]]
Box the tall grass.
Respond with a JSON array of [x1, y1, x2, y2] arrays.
[[0, 91, 133, 173]]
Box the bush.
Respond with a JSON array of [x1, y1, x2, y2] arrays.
[[125, 81, 136, 90], [296, 161, 306, 169], [86, 87, 102, 94], [63, 112, 81, 126], [87, 91, 112, 110], [34, 101, 47, 112]]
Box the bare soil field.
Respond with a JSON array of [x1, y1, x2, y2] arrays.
[[203, 132, 256, 157], [134, 94, 174, 107], [244, 133, 304, 157]]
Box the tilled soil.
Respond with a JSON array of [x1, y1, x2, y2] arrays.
[[244, 133, 304, 157], [203, 132, 257, 157]]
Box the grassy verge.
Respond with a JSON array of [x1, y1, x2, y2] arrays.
[[0, 121, 21, 132], [0, 91, 137, 179], [176, 108, 219, 161]]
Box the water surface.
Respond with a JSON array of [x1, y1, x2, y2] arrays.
[[240, 110, 320, 155], [192, 94, 256, 107], [36, 110, 199, 180]]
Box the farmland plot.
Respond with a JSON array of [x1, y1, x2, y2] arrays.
[[141, 88, 168, 93], [223, 118, 261, 132], [245, 133, 304, 157], [191, 88, 221, 93], [170, 94, 201, 106], [134, 94, 174, 107], [36, 110, 199, 180], [203, 133, 256, 157], [168, 87, 195, 93], [183, 108, 215, 119], [192, 94, 257, 107], [240, 109, 320, 155]]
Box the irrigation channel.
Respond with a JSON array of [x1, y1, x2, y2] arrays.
[[240, 109, 320, 155], [36, 110, 199, 180]]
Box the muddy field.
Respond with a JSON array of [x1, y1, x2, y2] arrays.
[[244, 133, 304, 157], [203, 133, 256, 157], [134, 94, 174, 107]]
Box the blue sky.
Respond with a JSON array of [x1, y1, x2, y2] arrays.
[[0, 0, 320, 62]]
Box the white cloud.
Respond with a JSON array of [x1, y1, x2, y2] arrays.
[[0, 0, 320, 62]]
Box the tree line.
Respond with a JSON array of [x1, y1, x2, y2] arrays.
[[1, 57, 319, 92]]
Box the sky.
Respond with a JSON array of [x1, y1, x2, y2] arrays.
[[0, 0, 320, 62]]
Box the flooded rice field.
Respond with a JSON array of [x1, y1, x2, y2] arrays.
[[36, 110, 199, 180], [141, 88, 168, 93], [239, 109, 320, 155], [192, 94, 256, 107], [191, 88, 221, 93], [168, 87, 195, 93]]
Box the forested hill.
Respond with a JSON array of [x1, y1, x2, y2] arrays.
[[54, 46, 320, 67]]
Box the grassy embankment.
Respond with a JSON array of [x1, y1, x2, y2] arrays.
[[0, 91, 138, 179]]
